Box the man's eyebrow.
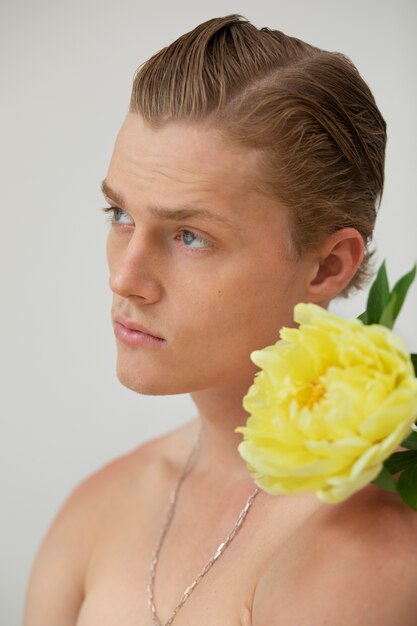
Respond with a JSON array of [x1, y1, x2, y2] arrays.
[[100, 179, 236, 228]]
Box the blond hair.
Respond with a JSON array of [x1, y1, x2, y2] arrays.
[[129, 14, 386, 298]]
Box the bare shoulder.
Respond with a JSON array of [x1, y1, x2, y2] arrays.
[[23, 422, 192, 626], [252, 486, 417, 626]]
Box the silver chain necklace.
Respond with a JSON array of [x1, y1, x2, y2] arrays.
[[147, 424, 261, 625]]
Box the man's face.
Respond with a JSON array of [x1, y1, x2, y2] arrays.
[[104, 113, 315, 395]]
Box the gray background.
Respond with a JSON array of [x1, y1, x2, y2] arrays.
[[1, 0, 416, 623]]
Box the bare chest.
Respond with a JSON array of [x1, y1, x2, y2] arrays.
[[75, 538, 254, 626], [74, 470, 263, 626]]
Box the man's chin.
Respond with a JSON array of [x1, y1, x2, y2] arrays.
[[115, 363, 189, 396], [115, 369, 169, 396]]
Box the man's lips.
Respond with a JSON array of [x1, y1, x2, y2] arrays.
[[114, 316, 165, 340]]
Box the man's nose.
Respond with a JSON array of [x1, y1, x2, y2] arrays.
[[108, 231, 163, 302]]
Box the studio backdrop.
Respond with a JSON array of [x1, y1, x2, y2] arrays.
[[1, 1, 416, 624]]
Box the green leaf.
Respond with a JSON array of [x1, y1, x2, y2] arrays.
[[372, 466, 398, 492], [400, 430, 417, 451], [366, 259, 390, 325], [384, 449, 417, 475], [411, 354, 417, 377], [378, 291, 398, 329], [397, 464, 417, 511], [390, 263, 416, 324], [357, 310, 368, 324]]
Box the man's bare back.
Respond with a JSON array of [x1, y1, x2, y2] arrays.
[[24, 420, 417, 625]]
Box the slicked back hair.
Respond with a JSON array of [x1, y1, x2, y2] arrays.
[[129, 14, 386, 298]]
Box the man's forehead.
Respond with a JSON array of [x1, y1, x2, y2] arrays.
[[113, 112, 262, 183], [106, 114, 288, 232], [101, 177, 239, 230]]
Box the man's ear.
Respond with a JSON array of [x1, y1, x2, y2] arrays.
[[305, 227, 365, 304]]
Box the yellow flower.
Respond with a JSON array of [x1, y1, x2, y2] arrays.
[[235, 303, 417, 504]]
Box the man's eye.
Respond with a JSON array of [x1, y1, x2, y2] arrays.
[[101, 206, 132, 225], [101, 206, 213, 251], [175, 229, 213, 250]]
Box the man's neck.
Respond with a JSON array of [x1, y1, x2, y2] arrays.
[[187, 382, 256, 486]]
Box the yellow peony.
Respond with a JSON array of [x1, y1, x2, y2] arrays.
[[235, 303, 417, 504]]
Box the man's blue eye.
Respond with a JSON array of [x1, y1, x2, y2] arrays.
[[177, 230, 212, 250], [101, 206, 213, 251], [102, 206, 132, 225]]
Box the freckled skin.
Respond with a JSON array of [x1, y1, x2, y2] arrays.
[[105, 113, 318, 399], [24, 113, 383, 626]]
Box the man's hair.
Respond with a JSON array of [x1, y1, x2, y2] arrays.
[[129, 14, 386, 298]]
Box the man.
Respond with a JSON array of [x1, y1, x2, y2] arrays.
[[23, 14, 417, 625]]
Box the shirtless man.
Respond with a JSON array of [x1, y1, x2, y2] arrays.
[[23, 14, 417, 626]]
